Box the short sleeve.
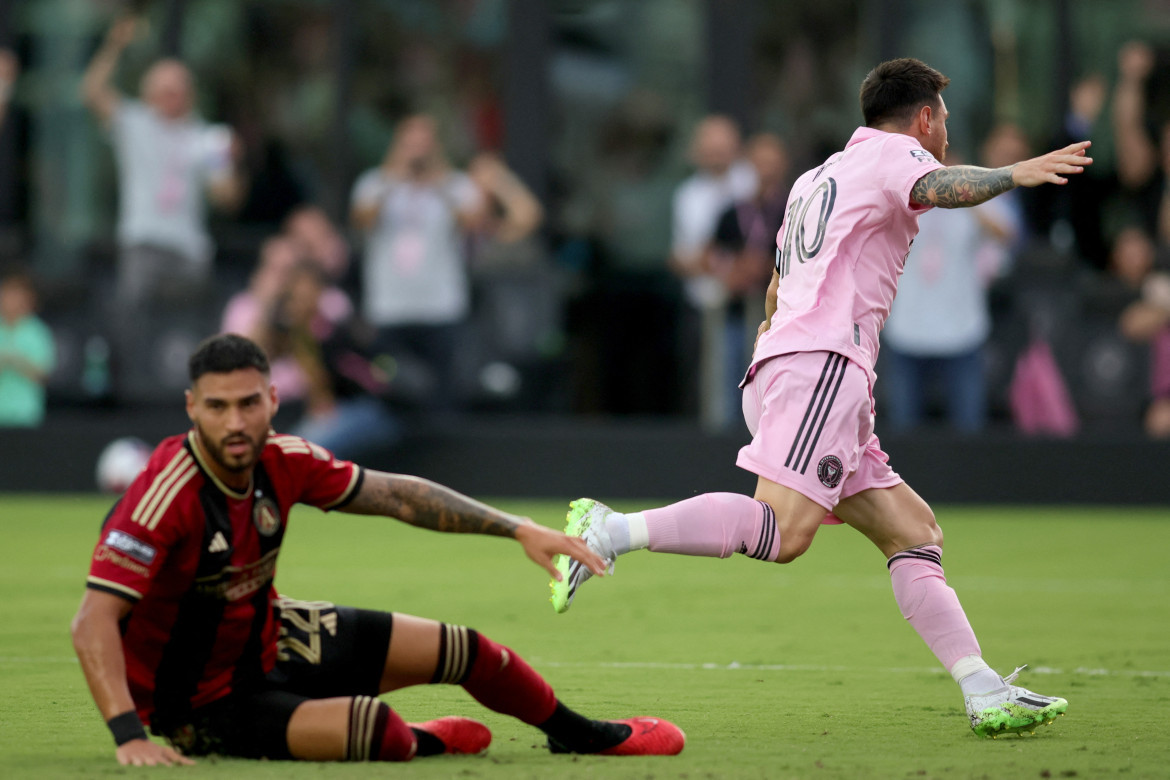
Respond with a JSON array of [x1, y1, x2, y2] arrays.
[[87, 440, 201, 602], [21, 318, 55, 373], [87, 492, 178, 603], [199, 123, 234, 182], [267, 434, 365, 511], [447, 172, 484, 214], [351, 169, 388, 210], [885, 136, 945, 214], [109, 99, 146, 144]]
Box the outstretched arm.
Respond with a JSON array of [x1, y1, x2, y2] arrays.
[[343, 471, 607, 580], [1113, 41, 1159, 189], [911, 141, 1092, 209], [81, 16, 140, 125]]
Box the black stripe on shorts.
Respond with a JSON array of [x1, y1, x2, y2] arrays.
[[786, 353, 847, 475]]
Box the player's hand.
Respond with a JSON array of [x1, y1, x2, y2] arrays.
[[115, 738, 194, 766], [1010, 141, 1092, 187], [514, 521, 606, 581], [106, 16, 143, 49]]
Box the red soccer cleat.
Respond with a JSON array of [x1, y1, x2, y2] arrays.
[[597, 717, 686, 756], [408, 716, 492, 755]]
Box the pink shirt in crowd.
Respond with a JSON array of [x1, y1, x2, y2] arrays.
[[750, 127, 945, 382], [221, 288, 354, 401]]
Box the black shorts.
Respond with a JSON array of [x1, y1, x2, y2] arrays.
[[159, 597, 394, 759]]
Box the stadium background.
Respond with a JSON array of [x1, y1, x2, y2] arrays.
[[0, 0, 1167, 502]]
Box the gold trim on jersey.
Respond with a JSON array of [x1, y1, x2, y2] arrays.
[[321, 465, 361, 511], [268, 434, 313, 456], [86, 576, 143, 601], [187, 430, 252, 500], [130, 448, 198, 532], [268, 433, 359, 510]]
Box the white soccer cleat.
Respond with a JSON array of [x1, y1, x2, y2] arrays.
[[965, 665, 1068, 738], [549, 498, 617, 613]]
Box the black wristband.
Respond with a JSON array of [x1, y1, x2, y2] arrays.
[[107, 710, 148, 746]]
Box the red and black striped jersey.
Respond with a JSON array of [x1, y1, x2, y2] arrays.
[[85, 430, 363, 727]]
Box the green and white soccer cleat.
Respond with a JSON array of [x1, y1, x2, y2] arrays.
[[550, 498, 617, 614], [965, 665, 1068, 738]]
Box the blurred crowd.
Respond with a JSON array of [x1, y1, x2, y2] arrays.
[[3, 11, 1170, 448]]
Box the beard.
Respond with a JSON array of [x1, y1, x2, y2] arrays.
[[194, 421, 266, 474]]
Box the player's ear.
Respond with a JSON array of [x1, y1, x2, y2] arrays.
[[268, 382, 279, 416], [916, 104, 933, 135], [184, 389, 196, 422]]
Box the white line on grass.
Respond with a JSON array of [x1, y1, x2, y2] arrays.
[[533, 660, 1170, 678]]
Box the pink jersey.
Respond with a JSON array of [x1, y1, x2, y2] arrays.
[[750, 127, 945, 379]]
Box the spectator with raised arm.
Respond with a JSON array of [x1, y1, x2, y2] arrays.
[[1112, 41, 1168, 247], [351, 114, 486, 413], [81, 15, 245, 306], [467, 151, 544, 268]]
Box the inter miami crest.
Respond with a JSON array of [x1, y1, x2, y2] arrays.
[[817, 455, 844, 488]]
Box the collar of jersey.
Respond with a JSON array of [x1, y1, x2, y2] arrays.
[[187, 430, 254, 500]]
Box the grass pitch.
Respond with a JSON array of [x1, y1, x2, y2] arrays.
[[1, 494, 1168, 779]]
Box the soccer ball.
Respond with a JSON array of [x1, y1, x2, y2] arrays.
[[95, 437, 152, 494]]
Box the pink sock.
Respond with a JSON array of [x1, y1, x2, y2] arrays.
[[888, 545, 981, 671], [642, 493, 780, 561]]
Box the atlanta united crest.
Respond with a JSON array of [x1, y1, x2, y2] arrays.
[[817, 455, 844, 488], [253, 496, 280, 536]]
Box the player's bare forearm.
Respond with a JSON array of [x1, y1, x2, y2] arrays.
[[763, 269, 780, 325], [910, 165, 1016, 208], [345, 471, 526, 537], [71, 590, 137, 720], [913, 141, 1092, 209], [754, 269, 780, 352]]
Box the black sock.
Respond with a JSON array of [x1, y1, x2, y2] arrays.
[[539, 701, 632, 754], [410, 727, 446, 757]]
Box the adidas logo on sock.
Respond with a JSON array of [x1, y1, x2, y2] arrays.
[[208, 531, 229, 553]]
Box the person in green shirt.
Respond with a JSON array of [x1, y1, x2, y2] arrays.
[[0, 270, 55, 426]]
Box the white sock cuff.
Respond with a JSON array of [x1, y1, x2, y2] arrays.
[[626, 512, 649, 552], [949, 654, 991, 684]]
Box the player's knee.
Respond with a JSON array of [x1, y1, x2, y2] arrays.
[[929, 522, 944, 548], [918, 508, 943, 548], [347, 696, 416, 762], [773, 530, 814, 564]]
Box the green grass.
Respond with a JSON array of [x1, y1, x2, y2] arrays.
[[2, 494, 1169, 779]]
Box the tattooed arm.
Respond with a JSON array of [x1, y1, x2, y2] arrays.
[[343, 470, 606, 579], [911, 140, 1093, 209], [910, 165, 1016, 208]]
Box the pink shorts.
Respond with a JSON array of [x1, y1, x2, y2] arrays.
[[737, 351, 902, 513]]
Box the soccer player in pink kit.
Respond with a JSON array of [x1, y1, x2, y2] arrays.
[[551, 58, 1092, 739]]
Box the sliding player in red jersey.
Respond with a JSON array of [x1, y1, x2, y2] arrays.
[[73, 333, 684, 766]]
